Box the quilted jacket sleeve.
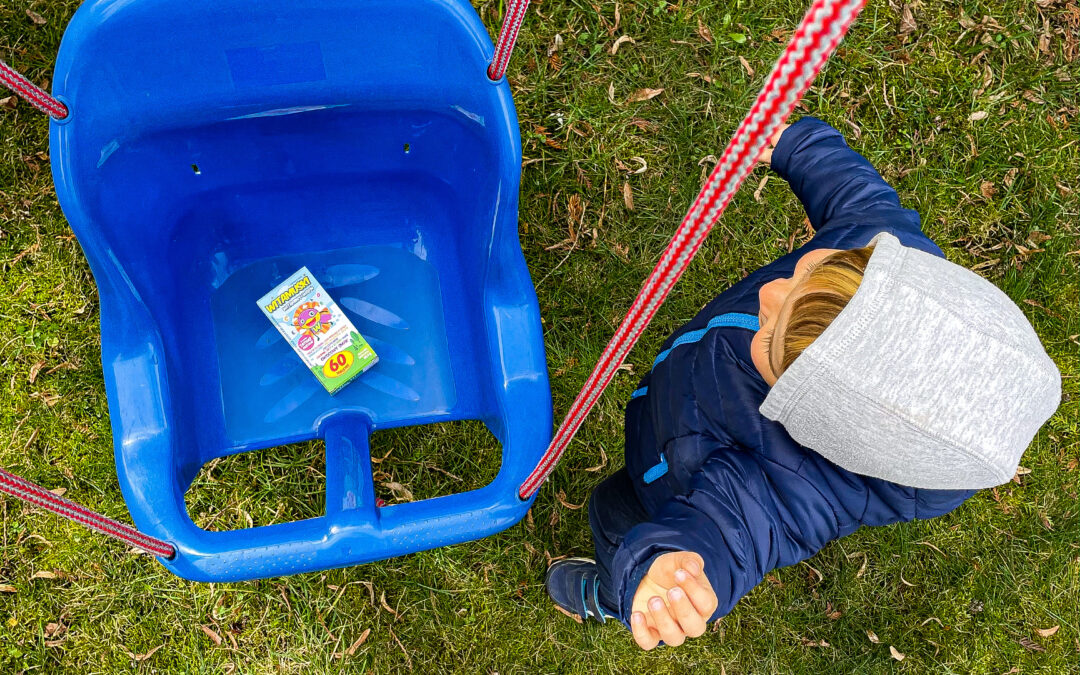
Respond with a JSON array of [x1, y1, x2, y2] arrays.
[[770, 117, 922, 236], [609, 444, 971, 622]]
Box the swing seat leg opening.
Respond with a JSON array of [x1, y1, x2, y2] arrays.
[[50, 0, 551, 581]]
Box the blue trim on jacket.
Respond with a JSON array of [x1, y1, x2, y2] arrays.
[[630, 313, 759, 402]]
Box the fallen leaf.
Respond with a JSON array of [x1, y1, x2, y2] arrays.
[[802, 561, 823, 585], [846, 551, 868, 578], [915, 541, 947, 557], [697, 18, 714, 43], [547, 34, 563, 57], [1039, 512, 1053, 530], [611, 35, 635, 54], [889, 646, 905, 661], [555, 490, 584, 510], [31, 391, 61, 407], [825, 602, 842, 620], [44, 622, 67, 638], [381, 482, 414, 502], [686, 72, 714, 84], [380, 591, 401, 619], [1013, 242, 1042, 262], [769, 27, 792, 42], [346, 628, 371, 655], [359, 580, 376, 606], [980, 181, 997, 199], [48, 488, 66, 497], [753, 174, 770, 202], [389, 627, 412, 668], [622, 181, 634, 210], [728, 33, 747, 44], [628, 88, 664, 103], [801, 638, 830, 647], [898, 4, 917, 36], [532, 125, 564, 150], [969, 111, 988, 121], [738, 55, 754, 78], [30, 570, 57, 580], [607, 82, 616, 104], [200, 624, 222, 645], [1036, 625, 1060, 638], [1017, 637, 1045, 652], [26, 9, 46, 25], [566, 194, 584, 230], [0, 96, 16, 110], [0, 585, 16, 593], [585, 447, 608, 472], [134, 645, 163, 662], [554, 604, 583, 624], [867, 630, 880, 644]]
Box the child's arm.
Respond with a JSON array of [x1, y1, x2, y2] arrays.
[[610, 444, 971, 643], [768, 117, 921, 235]]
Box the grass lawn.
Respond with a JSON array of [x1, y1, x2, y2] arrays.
[[2, 0, 1078, 672]]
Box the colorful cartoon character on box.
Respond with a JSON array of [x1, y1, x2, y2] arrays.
[[293, 301, 332, 341]]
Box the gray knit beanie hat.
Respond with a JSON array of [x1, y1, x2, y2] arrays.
[[760, 232, 1061, 490]]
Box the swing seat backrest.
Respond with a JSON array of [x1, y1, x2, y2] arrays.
[[50, 0, 551, 581]]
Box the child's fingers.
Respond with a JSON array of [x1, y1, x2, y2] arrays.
[[631, 612, 660, 651], [679, 558, 716, 597], [648, 596, 687, 647], [667, 587, 707, 638], [674, 568, 719, 619], [677, 553, 706, 579]]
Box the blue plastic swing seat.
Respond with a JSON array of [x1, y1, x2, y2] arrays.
[[49, 0, 552, 581]]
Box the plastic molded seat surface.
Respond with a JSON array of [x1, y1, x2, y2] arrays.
[[50, 0, 551, 581]]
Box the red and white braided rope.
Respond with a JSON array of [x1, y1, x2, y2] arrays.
[[519, 0, 866, 499], [487, 0, 531, 80], [0, 59, 68, 119], [0, 468, 174, 557]]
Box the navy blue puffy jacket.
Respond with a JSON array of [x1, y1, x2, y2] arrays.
[[610, 117, 975, 621]]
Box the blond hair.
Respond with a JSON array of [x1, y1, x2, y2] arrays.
[[778, 246, 873, 374]]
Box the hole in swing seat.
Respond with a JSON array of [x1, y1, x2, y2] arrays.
[[191, 163, 201, 174], [403, 142, 410, 154], [185, 441, 326, 531], [370, 420, 501, 503]]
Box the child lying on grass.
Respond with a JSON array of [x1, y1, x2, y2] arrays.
[[544, 117, 1061, 649]]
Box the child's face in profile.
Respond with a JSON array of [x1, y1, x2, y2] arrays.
[[751, 248, 842, 385]]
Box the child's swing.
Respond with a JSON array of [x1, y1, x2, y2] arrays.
[[0, 0, 864, 581], [45, 0, 551, 581]]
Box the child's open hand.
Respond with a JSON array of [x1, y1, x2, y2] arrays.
[[629, 551, 718, 650], [756, 122, 791, 166]]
